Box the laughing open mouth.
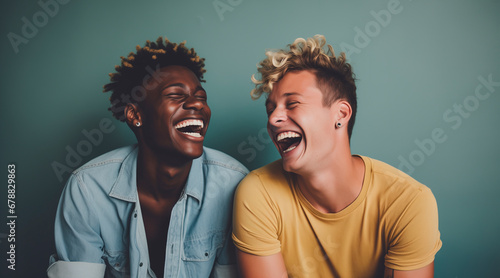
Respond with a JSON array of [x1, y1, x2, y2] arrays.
[[174, 119, 204, 138], [276, 131, 302, 153]]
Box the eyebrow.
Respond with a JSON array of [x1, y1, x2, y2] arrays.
[[161, 83, 205, 92], [162, 83, 185, 90]]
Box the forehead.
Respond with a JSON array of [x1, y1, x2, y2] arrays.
[[152, 65, 201, 86], [267, 70, 321, 103]]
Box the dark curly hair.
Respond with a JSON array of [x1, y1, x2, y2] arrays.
[[103, 37, 206, 121]]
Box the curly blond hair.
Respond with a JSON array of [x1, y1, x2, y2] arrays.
[[251, 34, 357, 138]]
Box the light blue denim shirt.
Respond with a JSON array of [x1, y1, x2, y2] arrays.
[[47, 145, 248, 278]]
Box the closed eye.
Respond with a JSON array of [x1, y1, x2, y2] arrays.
[[265, 98, 276, 116], [195, 91, 207, 101], [287, 101, 299, 108], [165, 92, 186, 100], [266, 105, 276, 116]]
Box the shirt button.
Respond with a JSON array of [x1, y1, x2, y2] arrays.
[[139, 262, 143, 267], [205, 252, 209, 257], [134, 213, 137, 218]]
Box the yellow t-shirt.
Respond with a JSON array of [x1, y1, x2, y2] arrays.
[[232, 156, 442, 278]]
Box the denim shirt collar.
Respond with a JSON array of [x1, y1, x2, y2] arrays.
[[184, 155, 204, 202], [108, 145, 204, 203]]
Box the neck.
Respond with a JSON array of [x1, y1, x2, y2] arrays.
[[136, 143, 193, 201], [295, 148, 365, 213]]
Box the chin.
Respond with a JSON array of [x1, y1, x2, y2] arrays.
[[282, 155, 313, 175], [281, 160, 299, 174], [182, 146, 204, 159]]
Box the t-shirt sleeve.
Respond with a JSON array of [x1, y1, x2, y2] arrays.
[[232, 172, 281, 256], [385, 187, 442, 270], [52, 174, 105, 266]]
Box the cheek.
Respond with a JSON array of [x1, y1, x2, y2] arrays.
[[301, 110, 333, 137], [162, 104, 181, 122], [204, 105, 212, 121], [266, 124, 273, 139]]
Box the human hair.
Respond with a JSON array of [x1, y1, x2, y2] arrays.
[[251, 35, 357, 139], [103, 37, 206, 121]]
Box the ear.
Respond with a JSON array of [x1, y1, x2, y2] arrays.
[[124, 103, 142, 128], [332, 99, 352, 128]]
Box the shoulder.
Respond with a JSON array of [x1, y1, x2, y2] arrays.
[[236, 160, 291, 199], [73, 145, 136, 174], [363, 157, 443, 268], [202, 147, 249, 176], [251, 159, 287, 180], [361, 155, 438, 218], [363, 156, 432, 196], [67, 145, 137, 193]]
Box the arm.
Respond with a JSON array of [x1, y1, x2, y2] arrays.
[[47, 260, 105, 278], [384, 262, 434, 278], [47, 174, 106, 278], [385, 188, 441, 277], [237, 250, 287, 278], [232, 172, 285, 277]]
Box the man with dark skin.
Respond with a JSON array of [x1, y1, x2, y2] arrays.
[[49, 38, 247, 278], [130, 65, 211, 277]]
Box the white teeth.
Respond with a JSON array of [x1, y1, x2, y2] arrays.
[[283, 145, 297, 153], [175, 119, 204, 138], [183, 132, 202, 138], [277, 131, 301, 142], [174, 119, 204, 129]]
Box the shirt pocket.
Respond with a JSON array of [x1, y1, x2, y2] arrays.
[[103, 249, 130, 276], [182, 230, 225, 262]]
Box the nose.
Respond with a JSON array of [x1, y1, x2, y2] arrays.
[[183, 95, 204, 110], [268, 106, 287, 127]]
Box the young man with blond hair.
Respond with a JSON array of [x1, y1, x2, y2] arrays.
[[232, 35, 441, 278]]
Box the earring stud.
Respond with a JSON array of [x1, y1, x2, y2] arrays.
[[136, 122, 141, 127], [336, 122, 342, 128]]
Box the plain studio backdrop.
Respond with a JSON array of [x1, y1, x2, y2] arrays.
[[1, 0, 499, 277]]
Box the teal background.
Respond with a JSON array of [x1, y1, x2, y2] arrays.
[[1, 0, 499, 277]]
